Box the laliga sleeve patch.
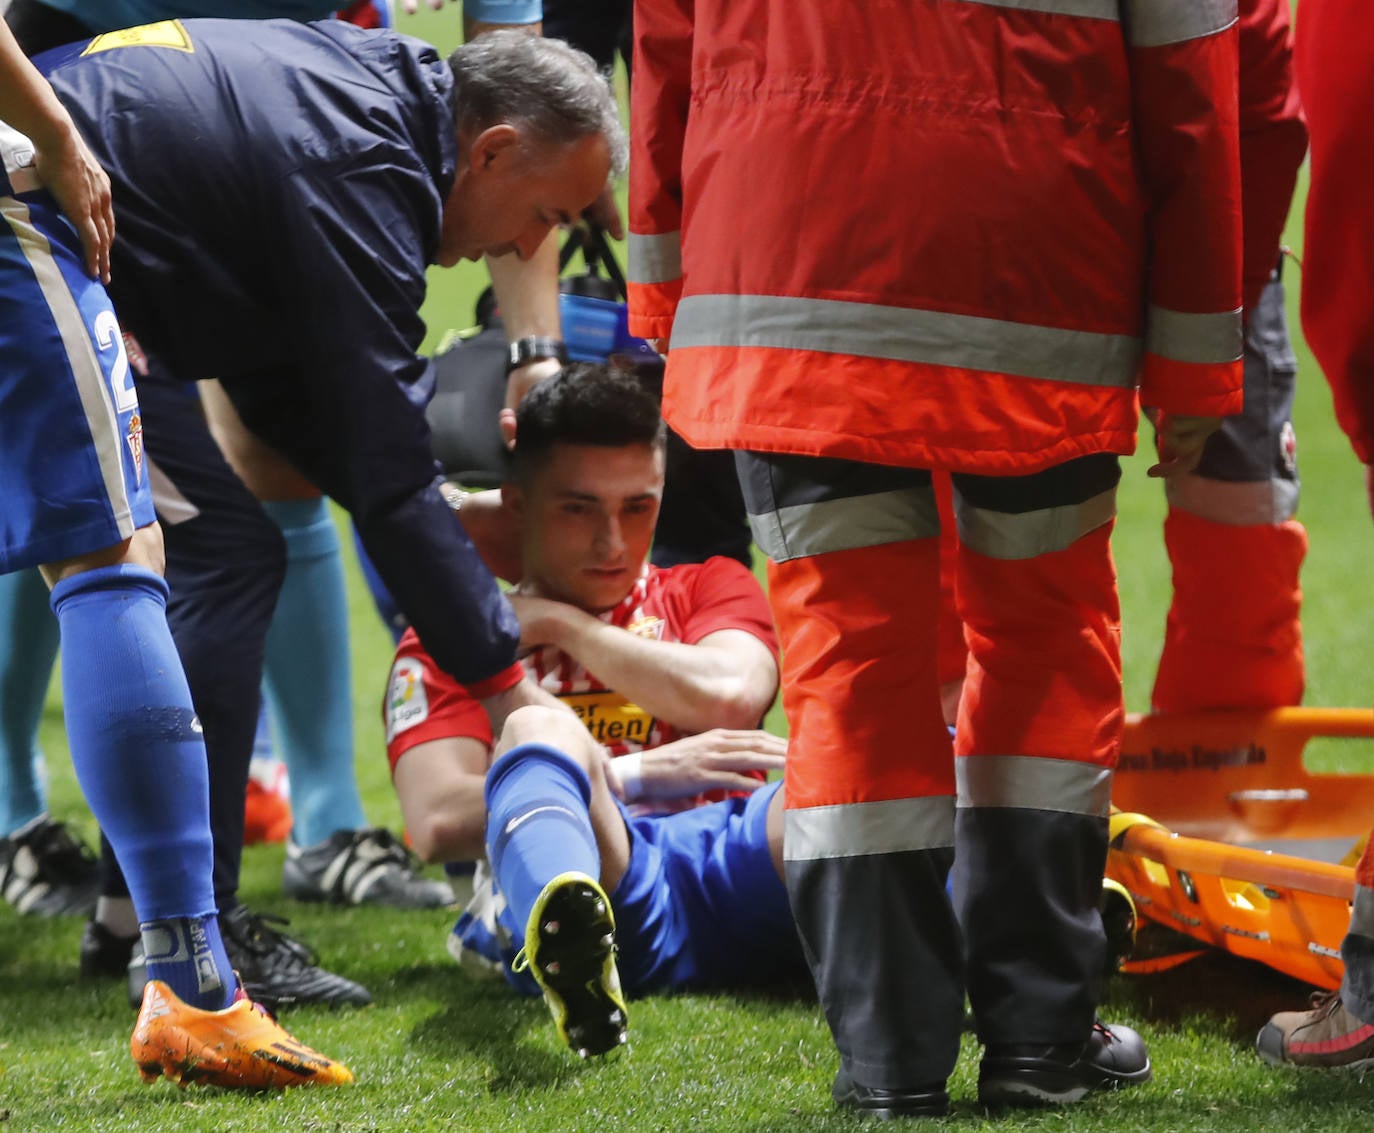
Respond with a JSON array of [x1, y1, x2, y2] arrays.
[[82, 20, 194, 55], [385, 656, 430, 743]]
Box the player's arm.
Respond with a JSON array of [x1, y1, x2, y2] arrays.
[[384, 640, 498, 863], [517, 600, 777, 733], [0, 20, 112, 280], [606, 728, 787, 803]]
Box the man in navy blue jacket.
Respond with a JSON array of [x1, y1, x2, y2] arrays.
[[38, 17, 624, 1002]]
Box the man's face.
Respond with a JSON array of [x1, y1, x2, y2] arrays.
[[438, 125, 611, 266], [509, 441, 665, 613]]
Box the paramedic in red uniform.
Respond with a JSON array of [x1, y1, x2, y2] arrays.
[[629, 0, 1243, 1115], [1255, 0, 1374, 1073]]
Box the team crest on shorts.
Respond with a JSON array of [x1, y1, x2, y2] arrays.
[[126, 411, 144, 485], [386, 656, 429, 742]]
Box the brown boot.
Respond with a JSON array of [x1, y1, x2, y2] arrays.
[[1257, 992, 1374, 1071]]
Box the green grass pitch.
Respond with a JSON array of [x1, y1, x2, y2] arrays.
[[2, 5, 1371, 1128]]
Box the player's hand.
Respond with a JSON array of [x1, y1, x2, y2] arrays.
[[1148, 412, 1221, 478], [635, 730, 787, 800], [31, 120, 113, 283]]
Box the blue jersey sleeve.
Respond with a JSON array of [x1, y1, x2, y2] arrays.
[[462, 0, 543, 25]]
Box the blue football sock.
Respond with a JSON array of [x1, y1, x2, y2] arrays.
[[141, 913, 235, 1011], [485, 743, 600, 940], [0, 568, 60, 835], [261, 498, 366, 848], [50, 563, 235, 1008]]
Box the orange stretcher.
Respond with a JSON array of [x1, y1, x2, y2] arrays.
[[1112, 708, 1374, 844], [1102, 709, 1372, 989], [1106, 809, 1355, 989]]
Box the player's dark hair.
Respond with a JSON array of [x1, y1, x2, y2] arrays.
[[448, 31, 628, 175], [510, 363, 665, 484]]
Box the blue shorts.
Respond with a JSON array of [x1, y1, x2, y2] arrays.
[[454, 780, 806, 997], [1, 144, 153, 573], [610, 780, 808, 995]]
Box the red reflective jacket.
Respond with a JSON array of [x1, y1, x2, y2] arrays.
[[630, 0, 1244, 475], [1296, 0, 1374, 463], [1238, 0, 1306, 315]]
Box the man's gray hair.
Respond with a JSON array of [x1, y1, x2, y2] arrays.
[[448, 31, 628, 176]]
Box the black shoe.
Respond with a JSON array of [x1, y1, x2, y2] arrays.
[[978, 1020, 1152, 1108], [282, 827, 454, 909], [79, 919, 140, 980], [0, 815, 99, 917], [219, 904, 372, 1011], [118, 904, 374, 1011], [832, 1066, 950, 1120]]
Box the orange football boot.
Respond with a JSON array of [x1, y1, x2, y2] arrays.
[[131, 979, 353, 1089]]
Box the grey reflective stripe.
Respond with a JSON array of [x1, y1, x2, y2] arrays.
[[1165, 473, 1298, 526], [1147, 305, 1243, 366], [956, 755, 1113, 816], [148, 458, 202, 526], [954, 486, 1116, 561], [1352, 886, 1374, 941], [784, 796, 955, 861], [1, 197, 135, 541], [749, 486, 940, 563], [1125, 0, 1237, 48], [673, 294, 1142, 389], [953, 0, 1116, 20], [628, 230, 681, 285]]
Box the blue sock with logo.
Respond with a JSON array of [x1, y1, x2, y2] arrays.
[[485, 743, 600, 940], [140, 914, 235, 1011], [50, 563, 234, 1009], [261, 498, 366, 848], [0, 569, 60, 836]]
